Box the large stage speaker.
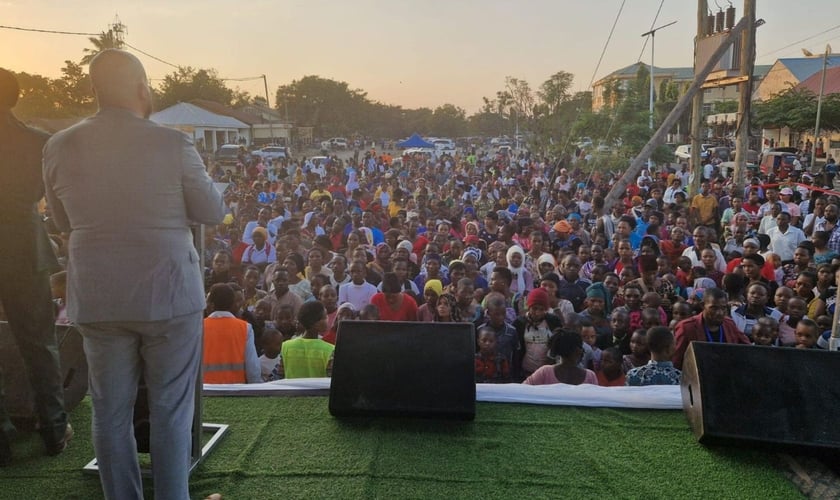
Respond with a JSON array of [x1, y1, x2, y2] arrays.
[[0, 321, 88, 425], [681, 342, 840, 451], [329, 320, 476, 420]]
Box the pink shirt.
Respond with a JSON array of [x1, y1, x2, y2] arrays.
[[523, 365, 598, 386]]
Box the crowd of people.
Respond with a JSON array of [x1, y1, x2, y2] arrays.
[[178, 144, 840, 389]]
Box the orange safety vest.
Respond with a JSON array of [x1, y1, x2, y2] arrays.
[[203, 316, 248, 384]]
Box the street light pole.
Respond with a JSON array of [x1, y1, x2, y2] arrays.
[[809, 45, 831, 169], [642, 20, 677, 170]]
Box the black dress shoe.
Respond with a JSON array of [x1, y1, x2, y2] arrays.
[[45, 423, 73, 457]]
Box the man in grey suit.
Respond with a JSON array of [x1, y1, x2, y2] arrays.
[[0, 68, 70, 466], [43, 50, 224, 500]]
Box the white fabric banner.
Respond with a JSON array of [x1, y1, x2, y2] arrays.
[[203, 379, 684, 410]]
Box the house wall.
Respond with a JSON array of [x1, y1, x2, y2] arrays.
[[753, 64, 797, 101]]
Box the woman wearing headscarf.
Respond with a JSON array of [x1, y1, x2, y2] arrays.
[[506, 245, 533, 295], [580, 283, 612, 340]]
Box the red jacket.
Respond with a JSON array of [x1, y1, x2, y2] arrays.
[[673, 313, 749, 369]]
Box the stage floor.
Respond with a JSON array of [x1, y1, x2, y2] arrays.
[[0, 395, 815, 499]]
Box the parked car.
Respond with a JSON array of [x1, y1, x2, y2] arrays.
[[320, 137, 348, 150], [760, 152, 798, 179], [674, 144, 713, 162], [254, 146, 289, 161], [215, 144, 243, 166]]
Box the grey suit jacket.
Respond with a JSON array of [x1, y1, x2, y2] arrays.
[[43, 107, 224, 323]]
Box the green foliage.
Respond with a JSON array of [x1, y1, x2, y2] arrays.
[[155, 67, 236, 110], [714, 100, 739, 113], [429, 104, 468, 138], [79, 30, 124, 66], [755, 87, 840, 132]]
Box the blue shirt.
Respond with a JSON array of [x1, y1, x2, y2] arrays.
[[626, 360, 681, 386]]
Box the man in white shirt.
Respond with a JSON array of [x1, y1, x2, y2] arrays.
[[767, 211, 806, 262]]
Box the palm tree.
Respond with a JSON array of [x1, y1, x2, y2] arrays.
[[80, 30, 124, 65]]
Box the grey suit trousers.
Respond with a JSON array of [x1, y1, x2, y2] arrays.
[[78, 311, 203, 500]]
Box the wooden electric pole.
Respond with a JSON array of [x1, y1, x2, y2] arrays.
[[689, 0, 708, 197], [733, 0, 756, 195], [604, 16, 751, 211]]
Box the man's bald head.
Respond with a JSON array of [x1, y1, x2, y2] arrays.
[[89, 49, 150, 115]]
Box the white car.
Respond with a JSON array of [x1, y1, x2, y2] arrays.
[[320, 137, 348, 150], [674, 144, 713, 162], [254, 146, 289, 161]]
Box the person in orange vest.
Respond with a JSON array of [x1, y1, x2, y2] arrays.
[[203, 283, 261, 384]]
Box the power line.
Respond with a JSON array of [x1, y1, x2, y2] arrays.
[[122, 41, 180, 69], [587, 0, 627, 89], [637, 0, 665, 63], [0, 24, 99, 36], [758, 23, 840, 59]]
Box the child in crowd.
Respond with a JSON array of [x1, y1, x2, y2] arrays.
[[273, 304, 298, 339], [817, 315, 835, 350], [259, 327, 284, 381], [359, 304, 380, 321], [523, 329, 598, 386], [625, 327, 681, 386], [319, 284, 339, 331], [276, 301, 335, 379], [475, 326, 511, 383], [641, 293, 668, 326], [417, 279, 442, 322], [620, 283, 644, 331], [596, 347, 626, 387], [774, 286, 793, 313], [641, 307, 662, 329], [338, 261, 378, 311], [752, 317, 780, 346], [795, 318, 821, 349], [675, 256, 693, 288], [514, 288, 562, 378], [622, 329, 649, 373], [580, 321, 601, 371], [600, 308, 631, 354], [322, 302, 356, 345], [670, 302, 693, 329], [778, 296, 807, 346]]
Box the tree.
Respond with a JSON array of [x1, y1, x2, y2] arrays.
[[429, 104, 467, 137], [156, 67, 235, 110], [538, 71, 574, 115], [80, 30, 124, 65], [53, 61, 95, 116], [275, 75, 368, 136]]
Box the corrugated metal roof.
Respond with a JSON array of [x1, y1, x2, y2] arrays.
[[150, 102, 248, 129], [596, 62, 773, 86], [795, 65, 840, 95], [778, 55, 840, 82]]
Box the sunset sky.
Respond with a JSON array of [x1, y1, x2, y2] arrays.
[[2, 0, 839, 113]]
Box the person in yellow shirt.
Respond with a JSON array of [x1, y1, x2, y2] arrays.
[[309, 182, 332, 202], [691, 182, 718, 229], [276, 301, 334, 379]]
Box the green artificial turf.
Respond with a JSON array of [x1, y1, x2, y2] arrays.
[[0, 397, 802, 499]]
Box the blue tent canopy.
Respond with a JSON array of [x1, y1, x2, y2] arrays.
[[397, 133, 434, 149]]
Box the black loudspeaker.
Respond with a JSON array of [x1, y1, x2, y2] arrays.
[[681, 342, 840, 451], [0, 322, 88, 425], [329, 320, 476, 420]]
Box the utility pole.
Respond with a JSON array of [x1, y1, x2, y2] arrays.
[[642, 21, 677, 170], [604, 15, 752, 211], [733, 0, 756, 196], [110, 15, 126, 45], [262, 75, 275, 144], [689, 0, 708, 197]]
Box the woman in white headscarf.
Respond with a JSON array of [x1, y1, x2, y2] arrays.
[[506, 245, 533, 295]]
